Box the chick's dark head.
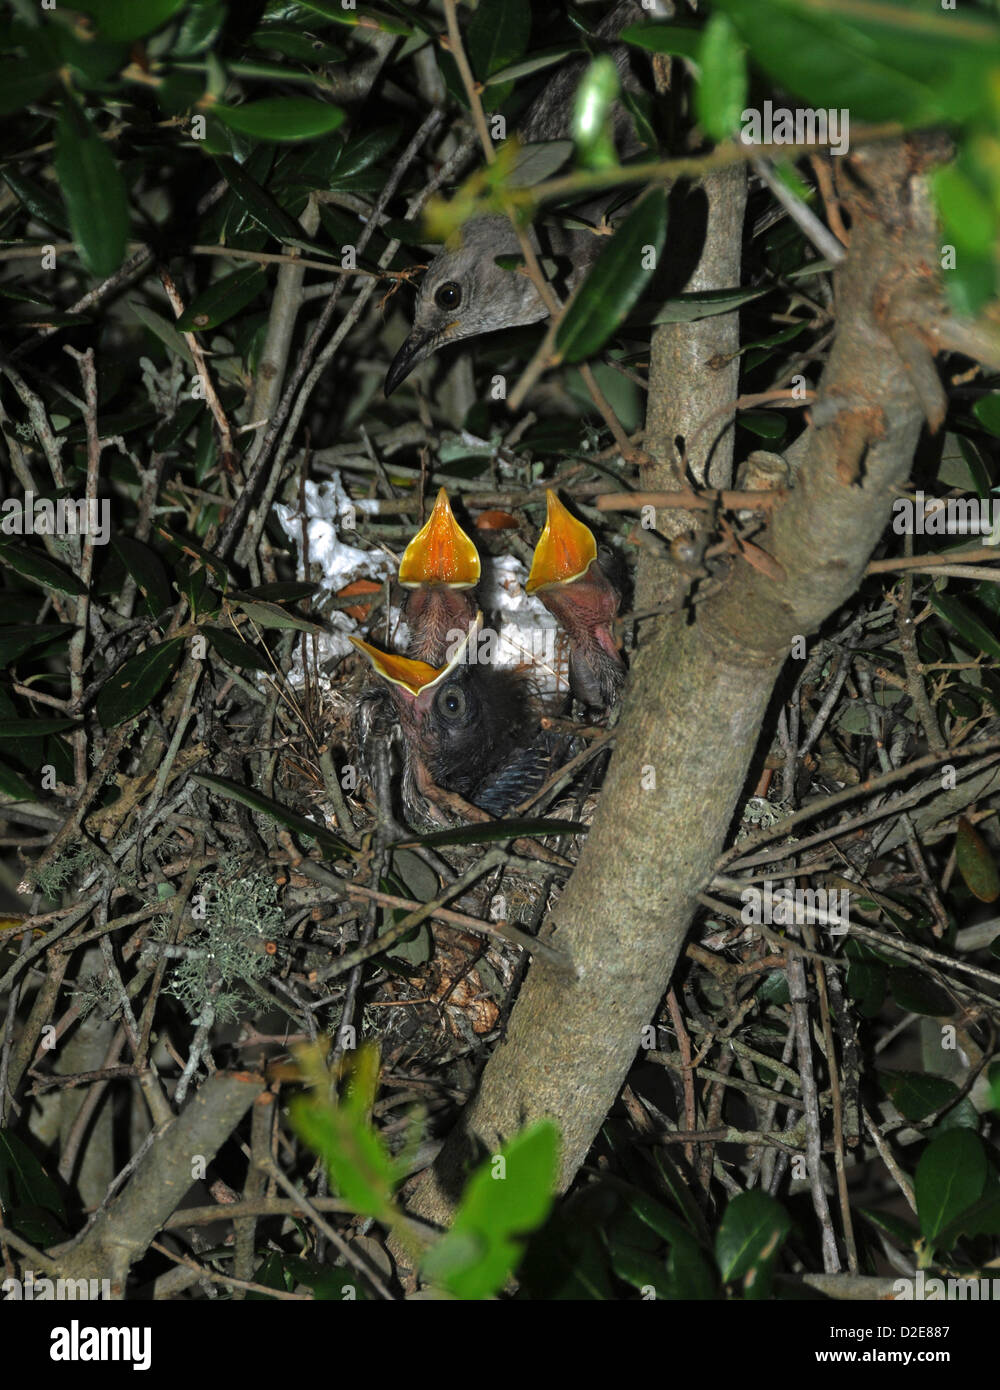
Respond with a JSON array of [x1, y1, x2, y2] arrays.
[[351, 616, 539, 816]]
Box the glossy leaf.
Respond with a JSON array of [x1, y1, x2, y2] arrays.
[[555, 188, 668, 363], [0, 543, 87, 596], [468, 0, 531, 80], [176, 264, 268, 332], [715, 1190, 790, 1298], [96, 637, 185, 727], [0, 718, 80, 739], [956, 815, 1000, 903], [881, 1072, 959, 1123], [928, 591, 1000, 662], [0, 625, 73, 665], [191, 773, 353, 861], [695, 13, 746, 142], [203, 625, 273, 671], [76, 0, 187, 41], [213, 98, 345, 143], [714, 0, 999, 127], [915, 1129, 986, 1243], [109, 535, 171, 617], [888, 967, 954, 1018], [54, 110, 128, 279], [422, 1121, 559, 1300]]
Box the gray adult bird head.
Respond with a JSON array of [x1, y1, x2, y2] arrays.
[[384, 216, 549, 396]]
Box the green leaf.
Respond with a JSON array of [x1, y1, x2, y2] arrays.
[[881, 1071, 959, 1123], [572, 56, 620, 170], [176, 264, 268, 332], [915, 1129, 987, 1244], [0, 624, 73, 665], [422, 1121, 559, 1300], [231, 597, 322, 633], [390, 818, 586, 850], [467, 0, 531, 80], [211, 157, 304, 245], [108, 535, 171, 617], [509, 140, 575, 188], [127, 298, 194, 364], [0, 718, 81, 738], [928, 591, 1000, 662], [213, 98, 345, 143], [191, 773, 353, 861], [0, 65, 57, 118], [0, 543, 88, 596], [714, 0, 999, 127], [203, 625, 274, 671], [0, 1129, 67, 1225], [484, 46, 577, 87], [0, 761, 36, 802], [695, 13, 746, 142], [620, 23, 703, 61], [955, 815, 1000, 904], [973, 395, 1000, 439], [290, 1046, 402, 1222], [54, 108, 129, 279], [75, 0, 187, 41], [934, 1186, 1000, 1248], [555, 188, 668, 363], [888, 967, 954, 1018], [96, 638, 185, 727], [294, 1, 412, 36], [715, 1190, 790, 1298], [156, 526, 231, 588]]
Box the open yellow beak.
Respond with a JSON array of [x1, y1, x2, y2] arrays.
[[398, 487, 480, 589], [350, 613, 482, 696], [525, 489, 598, 593]]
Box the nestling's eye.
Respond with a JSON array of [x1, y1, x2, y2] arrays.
[[435, 683, 467, 721], [434, 281, 462, 311]]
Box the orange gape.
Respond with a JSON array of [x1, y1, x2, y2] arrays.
[[527, 491, 625, 712]]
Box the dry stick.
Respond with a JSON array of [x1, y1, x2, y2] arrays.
[[855, 659, 949, 938], [862, 1106, 916, 1214], [440, 0, 632, 442], [11, 245, 154, 360], [895, 535, 946, 754], [232, 1084, 274, 1297], [867, 545, 1000, 574], [716, 740, 1000, 872], [595, 487, 787, 512], [258, 1158, 398, 1301], [813, 944, 859, 1273], [876, 564, 1000, 583], [225, 106, 448, 568], [787, 944, 840, 1273], [190, 243, 408, 279], [148, 1240, 311, 1301], [664, 987, 697, 1170], [343, 883, 568, 966], [159, 269, 235, 469]]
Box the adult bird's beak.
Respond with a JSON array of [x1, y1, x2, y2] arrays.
[[527, 489, 626, 711], [399, 488, 481, 666], [384, 329, 434, 397]]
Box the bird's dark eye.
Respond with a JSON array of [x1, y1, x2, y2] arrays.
[[434, 281, 462, 311], [435, 683, 467, 721]]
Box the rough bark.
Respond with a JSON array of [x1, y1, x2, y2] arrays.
[[405, 138, 940, 1229]]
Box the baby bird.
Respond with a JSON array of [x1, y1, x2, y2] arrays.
[[399, 487, 480, 665], [527, 489, 626, 713], [351, 616, 555, 823]]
